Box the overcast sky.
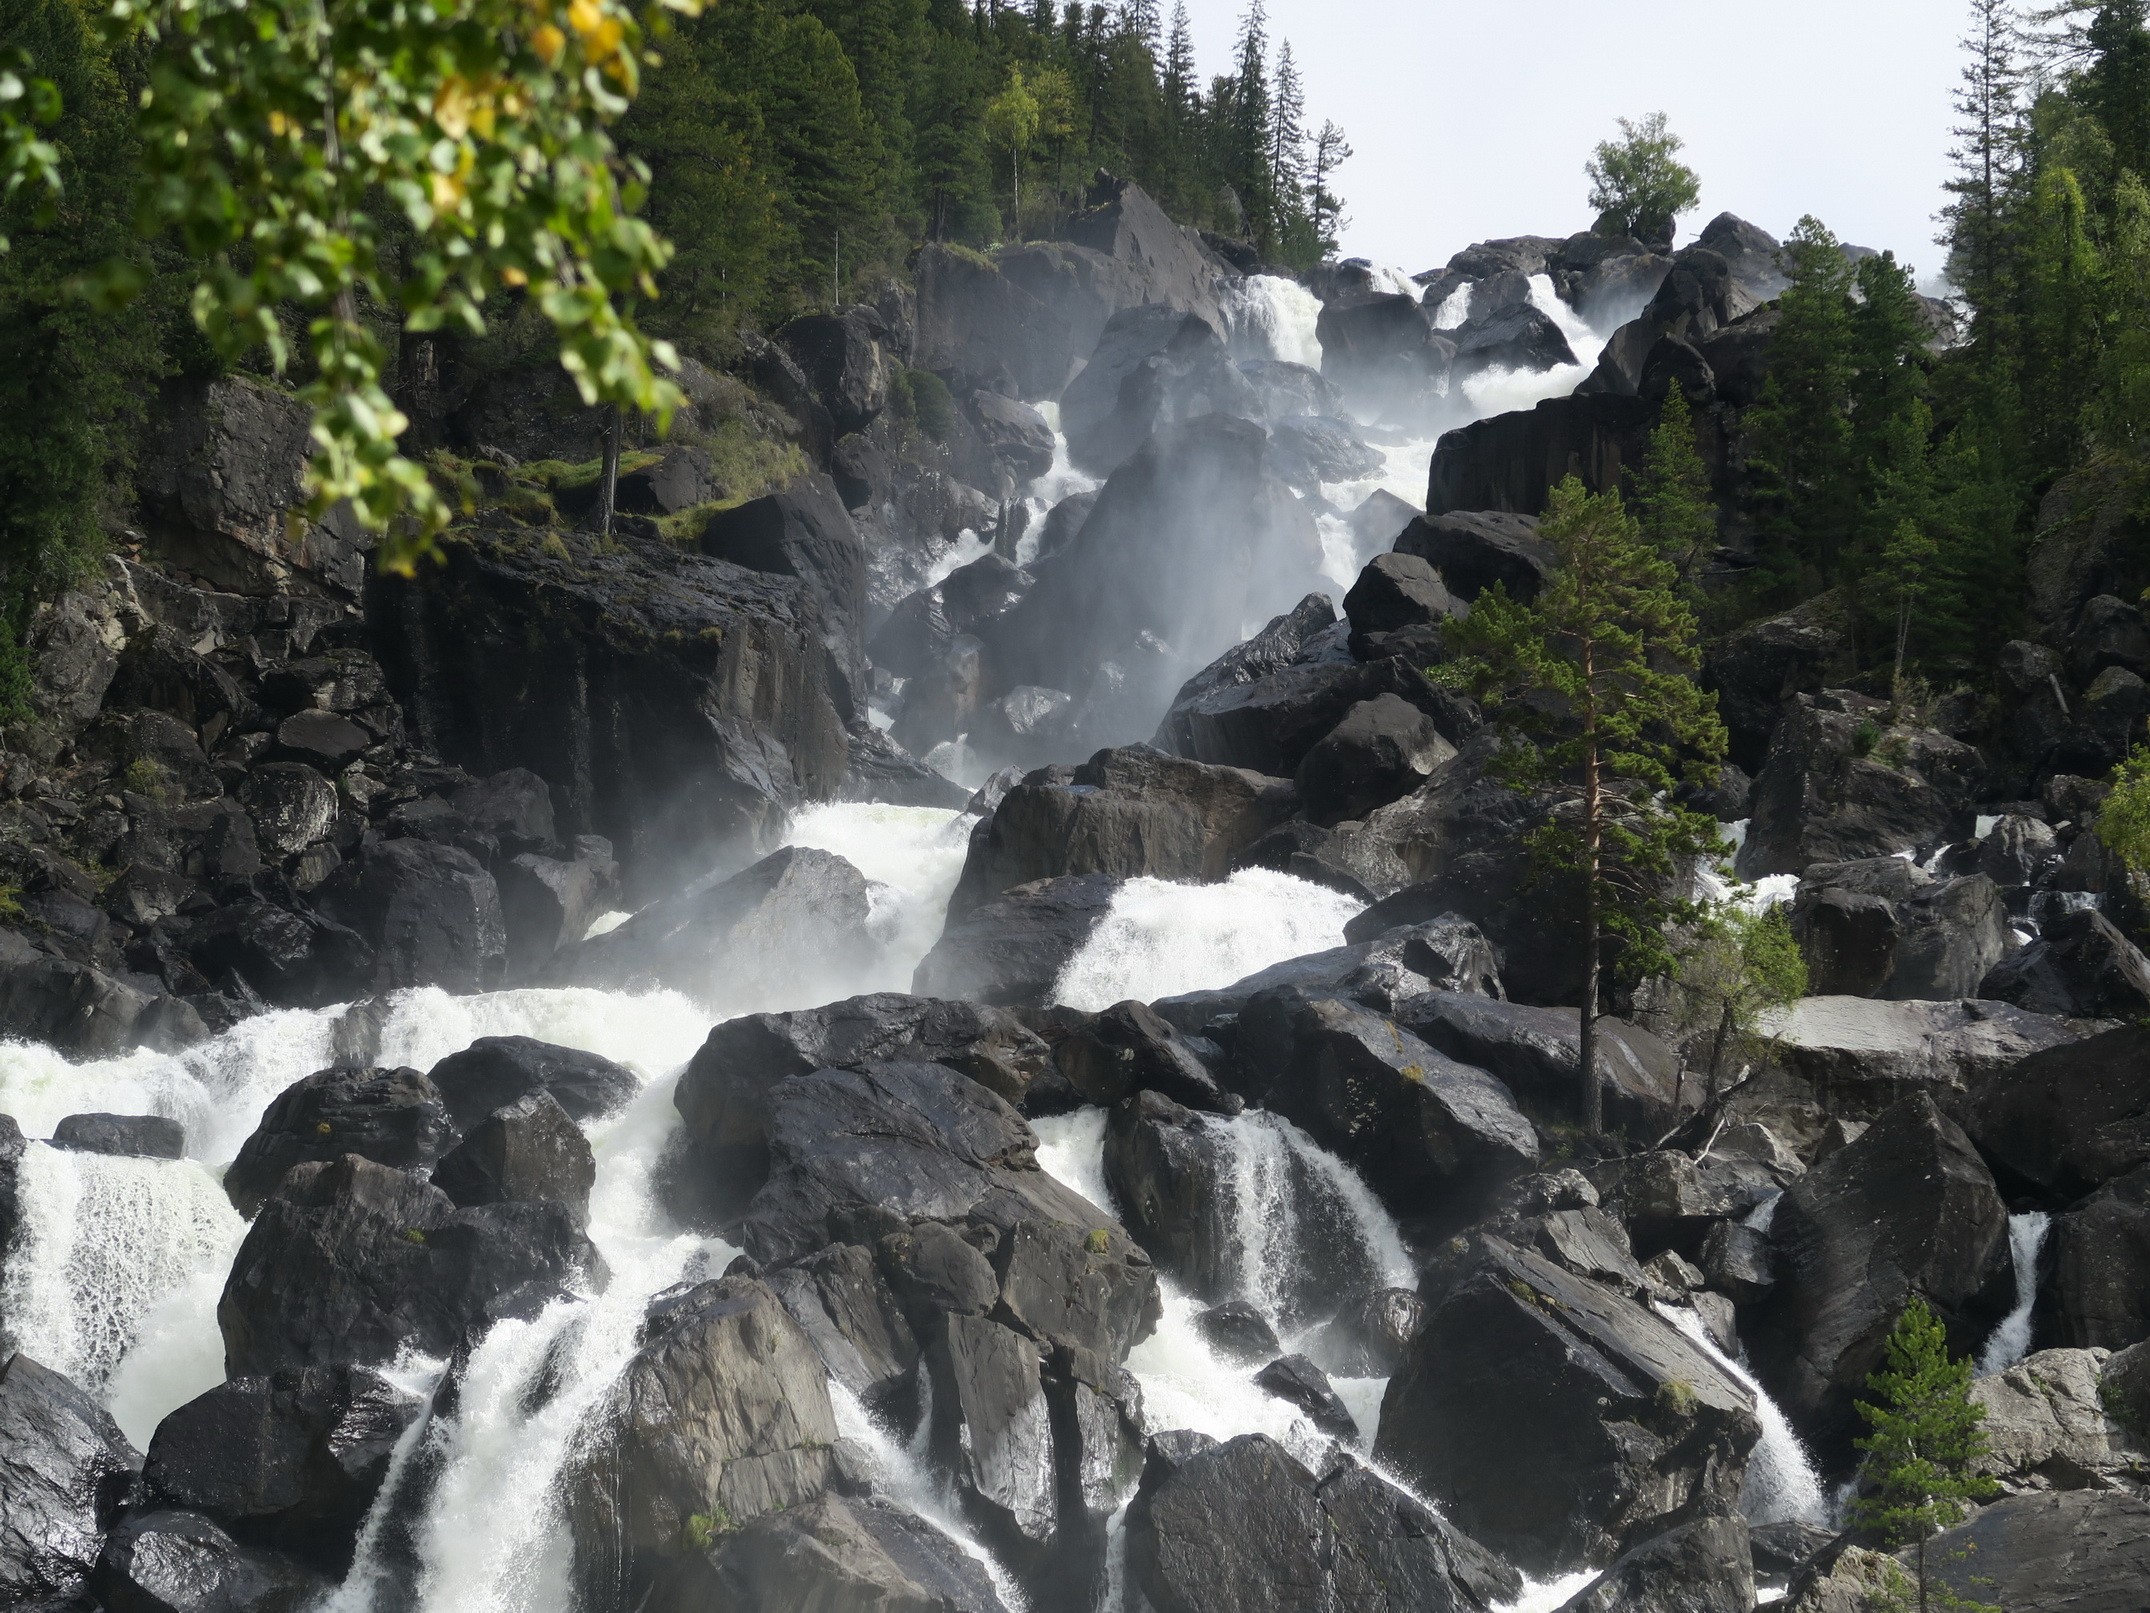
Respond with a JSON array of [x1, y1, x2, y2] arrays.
[[1176, 0, 1972, 281]]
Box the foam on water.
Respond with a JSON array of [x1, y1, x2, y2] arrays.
[[1049, 870, 1364, 1010], [1655, 1302, 1829, 1526], [926, 526, 997, 586], [1977, 1211, 2053, 1377], [2, 1143, 245, 1444], [1495, 1571, 1600, 1612]]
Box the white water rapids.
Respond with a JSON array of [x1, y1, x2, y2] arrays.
[[0, 265, 1802, 1613], [1977, 1211, 2053, 1378]]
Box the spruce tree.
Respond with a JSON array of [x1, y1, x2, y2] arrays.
[[1630, 385, 1718, 591], [1943, 0, 2026, 329], [1744, 217, 1858, 595], [1852, 1297, 2000, 1613], [1307, 119, 1352, 257], [1437, 477, 1728, 1137]]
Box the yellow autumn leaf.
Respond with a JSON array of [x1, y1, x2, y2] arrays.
[[433, 77, 472, 140], [531, 22, 566, 63], [429, 170, 466, 211]]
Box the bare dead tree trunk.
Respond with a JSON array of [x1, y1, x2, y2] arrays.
[[598, 403, 622, 543], [1581, 636, 1604, 1139]]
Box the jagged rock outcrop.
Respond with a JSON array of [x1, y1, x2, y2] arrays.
[[0, 1353, 142, 1607]]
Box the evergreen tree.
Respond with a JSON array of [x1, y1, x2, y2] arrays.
[[1585, 112, 1701, 242], [1877, 518, 1943, 688], [1943, 0, 2027, 328], [1123, 0, 1161, 56], [1851, 1297, 2001, 1613], [1224, 0, 1273, 245], [1630, 385, 1718, 591], [1307, 119, 1352, 257], [2084, 1, 2150, 184], [1744, 217, 1859, 594], [1437, 477, 1728, 1137], [1269, 41, 1306, 207], [1664, 903, 1806, 1100]]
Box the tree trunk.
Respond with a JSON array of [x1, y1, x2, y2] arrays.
[[1581, 640, 1604, 1139], [598, 403, 622, 544], [1704, 998, 1735, 1100], [1917, 1530, 1927, 1613]]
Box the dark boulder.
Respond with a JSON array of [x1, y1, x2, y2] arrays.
[[1252, 1354, 1357, 1441], [222, 1066, 455, 1219], [51, 1112, 185, 1159], [1267, 416, 1386, 492], [496, 839, 622, 976], [1702, 598, 1857, 773], [1127, 1435, 1519, 1613], [1103, 1092, 1237, 1303], [565, 1275, 838, 1599], [1343, 552, 1461, 647], [0, 1353, 141, 1607], [1979, 908, 2150, 1020], [647, 1492, 1010, 1613], [776, 309, 891, 436], [1316, 295, 1457, 426], [921, 1312, 1058, 1555], [431, 1089, 595, 1223], [424, 1035, 638, 1131], [698, 475, 869, 721], [967, 391, 1057, 485], [218, 1154, 605, 1376], [1552, 1515, 1754, 1613], [1374, 1238, 1760, 1575], [1451, 301, 1579, 379], [317, 839, 507, 994], [1393, 511, 1554, 604], [547, 844, 875, 1006], [1305, 1287, 1426, 1377], [139, 1367, 423, 1572], [1425, 393, 1657, 521], [761, 1242, 919, 1409], [1921, 1489, 2150, 1613], [1061, 176, 1230, 330], [447, 767, 558, 854], [1233, 989, 1538, 1225], [677, 995, 1051, 1193], [1152, 916, 1504, 1032], [91, 1510, 325, 1613], [1152, 593, 1340, 756], [1789, 859, 2007, 1000], [1059, 307, 1256, 478], [1157, 655, 1476, 781], [2067, 592, 2150, 685], [2048, 1164, 2150, 1348], [368, 529, 849, 904], [946, 746, 1298, 920], [1295, 695, 1456, 825], [1749, 1095, 2010, 1453], [239, 764, 338, 860], [1388, 990, 1692, 1138], [912, 876, 1121, 1008], [175, 902, 371, 1013], [1962, 1024, 2150, 1201], [1053, 999, 1239, 1114], [1736, 697, 1980, 879], [1191, 1301, 1282, 1366], [1762, 995, 2101, 1119], [913, 244, 1076, 402]]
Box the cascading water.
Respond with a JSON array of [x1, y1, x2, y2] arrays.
[[1220, 274, 1324, 368], [1655, 1302, 1830, 1527], [1977, 1211, 2053, 1377], [782, 802, 973, 992], [1049, 870, 1365, 1011]]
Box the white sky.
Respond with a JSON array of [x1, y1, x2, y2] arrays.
[[1176, 0, 1971, 280]]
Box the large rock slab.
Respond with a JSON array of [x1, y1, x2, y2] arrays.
[[223, 1065, 455, 1218], [315, 838, 508, 995], [1969, 1347, 2147, 1491], [698, 475, 870, 722], [946, 746, 1297, 919], [1789, 858, 2007, 1001], [1749, 1095, 2010, 1452], [370, 529, 849, 902], [1759, 997, 2102, 1119], [1375, 1238, 1760, 1575], [218, 1154, 604, 1376], [2049, 1163, 2150, 1349], [1127, 1435, 1518, 1613], [546, 844, 875, 1007], [1961, 1023, 2150, 1200], [1922, 1490, 2150, 1613], [913, 245, 1076, 402], [912, 876, 1120, 1008], [423, 1035, 638, 1132], [1151, 916, 1502, 1032], [1552, 1515, 1755, 1613], [567, 1276, 838, 1600], [1978, 907, 2150, 1021], [0, 1353, 142, 1607]]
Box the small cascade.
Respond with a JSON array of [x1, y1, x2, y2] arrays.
[[393, 1074, 736, 1613], [1220, 274, 1324, 368], [782, 802, 973, 991], [1977, 1211, 2053, 1377], [1049, 870, 1365, 1011], [829, 1382, 1031, 1613], [1655, 1302, 1829, 1527], [1017, 399, 1102, 563], [1495, 1571, 1601, 1612], [316, 1352, 450, 1613], [1, 1142, 245, 1444]]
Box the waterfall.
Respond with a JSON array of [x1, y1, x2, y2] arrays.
[[1049, 870, 1365, 1012], [316, 1351, 449, 1613], [1221, 274, 1324, 368], [829, 1381, 1031, 1613], [1017, 399, 1103, 566], [1977, 1212, 2053, 1378], [1655, 1302, 1829, 1527], [782, 803, 973, 992], [2, 1142, 245, 1446]]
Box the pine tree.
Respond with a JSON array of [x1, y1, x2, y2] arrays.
[[1744, 217, 1859, 595], [1225, 0, 1273, 246], [1630, 385, 1718, 591], [1852, 1297, 2001, 1613], [1437, 477, 1729, 1137], [2085, 0, 2150, 184], [1123, 0, 1160, 56], [1269, 40, 1305, 208], [1943, 0, 2027, 328], [1307, 119, 1352, 257], [1584, 112, 1701, 242]]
